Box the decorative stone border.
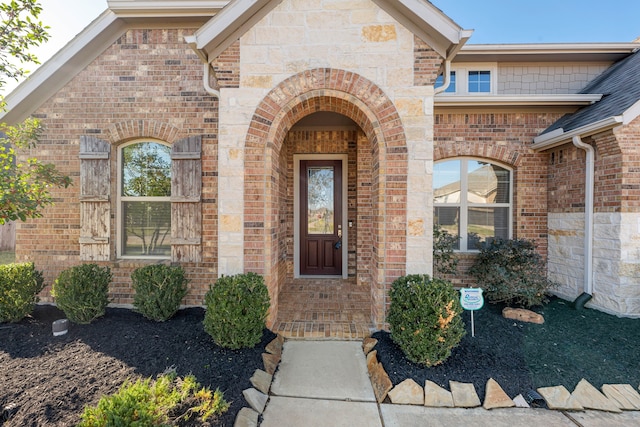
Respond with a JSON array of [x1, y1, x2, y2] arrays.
[[362, 337, 640, 412], [234, 334, 284, 427]]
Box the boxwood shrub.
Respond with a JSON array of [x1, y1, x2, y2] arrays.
[[131, 264, 188, 321], [0, 262, 44, 323], [203, 272, 270, 349], [387, 274, 465, 367], [51, 263, 111, 324]]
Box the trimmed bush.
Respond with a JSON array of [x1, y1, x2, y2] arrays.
[[387, 274, 465, 367], [0, 262, 44, 323], [78, 372, 229, 427], [131, 264, 188, 321], [203, 272, 270, 349], [433, 224, 459, 278], [468, 238, 556, 308], [51, 264, 111, 324]]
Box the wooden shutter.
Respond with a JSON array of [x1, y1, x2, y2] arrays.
[[171, 136, 202, 262], [79, 136, 111, 261]]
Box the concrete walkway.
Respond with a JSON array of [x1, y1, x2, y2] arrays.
[[259, 341, 640, 427]]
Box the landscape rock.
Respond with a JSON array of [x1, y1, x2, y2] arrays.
[[262, 352, 281, 375], [250, 369, 272, 395], [502, 307, 544, 324], [449, 381, 480, 408], [234, 407, 259, 427], [537, 385, 583, 411], [388, 379, 424, 405], [424, 380, 454, 407], [513, 394, 530, 408], [242, 388, 268, 414], [362, 337, 378, 355], [602, 384, 640, 410], [265, 335, 284, 355], [370, 362, 393, 403], [483, 378, 515, 409], [366, 349, 378, 372], [572, 379, 621, 413]]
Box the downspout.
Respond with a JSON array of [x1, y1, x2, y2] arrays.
[[202, 62, 220, 98], [434, 59, 452, 95], [572, 135, 594, 309]]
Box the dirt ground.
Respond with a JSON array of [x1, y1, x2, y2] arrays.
[[0, 305, 275, 426]]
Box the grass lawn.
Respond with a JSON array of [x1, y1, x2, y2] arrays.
[[0, 251, 15, 265]]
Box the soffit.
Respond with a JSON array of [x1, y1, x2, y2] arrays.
[[455, 43, 639, 63]]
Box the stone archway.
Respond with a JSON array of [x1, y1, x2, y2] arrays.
[[243, 68, 408, 329]]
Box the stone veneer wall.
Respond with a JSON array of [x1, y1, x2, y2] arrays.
[[216, 0, 441, 327]]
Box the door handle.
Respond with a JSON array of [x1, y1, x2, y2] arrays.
[[334, 240, 342, 250]]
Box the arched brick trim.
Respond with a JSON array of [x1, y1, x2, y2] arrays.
[[244, 68, 408, 325], [434, 143, 522, 167], [106, 120, 182, 144]]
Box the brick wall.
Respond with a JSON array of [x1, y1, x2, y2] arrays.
[[16, 28, 222, 305], [433, 110, 564, 286]]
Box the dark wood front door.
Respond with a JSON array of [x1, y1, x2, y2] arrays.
[[300, 160, 343, 275]]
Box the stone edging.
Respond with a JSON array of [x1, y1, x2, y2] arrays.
[[362, 337, 640, 412], [234, 334, 284, 427]]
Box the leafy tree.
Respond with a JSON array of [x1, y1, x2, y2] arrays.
[[0, 1, 71, 224]]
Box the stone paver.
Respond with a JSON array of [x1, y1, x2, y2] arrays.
[[242, 388, 268, 414], [538, 385, 583, 411], [270, 341, 375, 401], [388, 379, 424, 405], [249, 369, 272, 395], [424, 380, 454, 407], [380, 406, 576, 427], [483, 378, 515, 409], [602, 384, 640, 410], [261, 396, 382, 427], [233, 407, 258, 427], [572, 379, 621, 413], [450, 381, 481, 408]]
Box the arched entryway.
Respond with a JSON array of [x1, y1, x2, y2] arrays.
[[243, 69, 408, 337]]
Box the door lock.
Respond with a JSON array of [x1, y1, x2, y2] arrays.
[[334, 240, 342, 250], [337, 224, 342, 238]]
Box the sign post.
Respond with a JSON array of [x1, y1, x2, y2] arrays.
[[459, 288, 484, 337]]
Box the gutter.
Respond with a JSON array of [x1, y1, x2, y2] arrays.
[[185, 35, 220, 99], [532, 116, 623, 151], [434, 32, 472, 95]]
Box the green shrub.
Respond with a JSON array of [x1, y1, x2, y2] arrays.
[[0, 262, 44, 323], [78, 372, 229, 427], [203, 272, 270, 349], [433, 224, 459, 278], [387, 274, 465, 367], [468, 238, 556, 308], [131, 264, 188, 321], [51, 264, 111, 324]]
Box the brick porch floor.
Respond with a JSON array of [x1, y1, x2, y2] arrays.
[[272, 277, 374, 340]]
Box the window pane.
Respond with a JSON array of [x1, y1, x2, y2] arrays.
[[122, 142, 171, 197], [468, 70, 491, 93], [123, 201, 171, 256], [434, 207, 460, 250], [434, 160, 461, 203], [307, 167, 334, 234], [467, 206, 509, 249], [466, 161, 510, 204]]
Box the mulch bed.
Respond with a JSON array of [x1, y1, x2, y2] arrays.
[[373, 297, 640, 402], [0, 305, 275, 427]]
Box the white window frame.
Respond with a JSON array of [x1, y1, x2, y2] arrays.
[[117, 139, 172, 260], [436, 63, 498, 95], [434, 157, 513, 252]]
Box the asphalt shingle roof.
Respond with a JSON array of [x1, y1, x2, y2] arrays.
[[542, 49, 640, 134]]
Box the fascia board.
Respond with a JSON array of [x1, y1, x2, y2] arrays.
[[107, 0, 229, 17], [456, 42, 639, 62], [435, 94, 603, 107], [622, 99, 640, 125], [372, 0, 472, 58], [531, 116, 624, 151], [189, 0, 281, 62], [1, 10, 126, 125]]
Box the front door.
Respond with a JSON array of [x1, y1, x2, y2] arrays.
[[300, 160, 343, 275]]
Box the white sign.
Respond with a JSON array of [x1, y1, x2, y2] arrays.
[[460, 288, 484, 311]]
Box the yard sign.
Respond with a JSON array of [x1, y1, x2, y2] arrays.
[[459, 288, 484, 337]]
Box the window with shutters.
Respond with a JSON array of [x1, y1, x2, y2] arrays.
[[80, 135, 202, 262], [433, 158, 512, 251], [117, 140, 172, 258]]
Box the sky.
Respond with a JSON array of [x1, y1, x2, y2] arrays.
[[4, 0, 640, 95]]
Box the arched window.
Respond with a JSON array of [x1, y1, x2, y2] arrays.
[[118, 141, 171, 257], [434, 158, 512, 251]]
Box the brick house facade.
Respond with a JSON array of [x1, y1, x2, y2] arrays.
[[3, 0, 639, 333]]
